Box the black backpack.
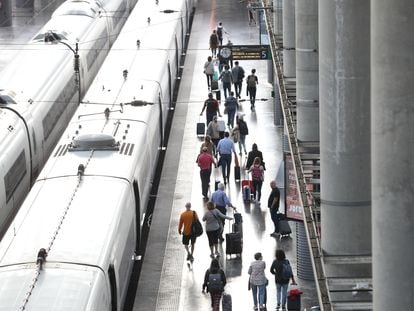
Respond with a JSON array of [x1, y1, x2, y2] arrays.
[[208, 272, 224, 292]]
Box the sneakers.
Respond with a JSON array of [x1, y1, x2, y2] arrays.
[[215, 251, 220, 257], [189, 254, 194, 263], [270, 232, 279, 237], [210, 253, 215, 259]]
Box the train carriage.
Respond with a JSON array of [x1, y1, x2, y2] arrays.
[[0, 0, 194, 309]]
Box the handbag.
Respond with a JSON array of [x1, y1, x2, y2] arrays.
[[248, 276, 251, 291], [223, 107, 228, 114], [191, 211, 203, 237]]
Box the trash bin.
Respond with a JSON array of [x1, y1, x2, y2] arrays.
[[287, 288, 302, 311]]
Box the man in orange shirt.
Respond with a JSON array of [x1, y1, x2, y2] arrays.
[[178, 202, 198, 262]]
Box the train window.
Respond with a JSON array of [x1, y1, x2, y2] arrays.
[[108, 264, 117, 311], [4, 151, 26, 203], [0, 95, 17, 105]]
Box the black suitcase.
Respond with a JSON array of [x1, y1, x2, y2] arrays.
[[234, 165, 241, 181], [279, 219, 292, 237], [232, 223, 243, 237], [197, 122, 205, 136], [234, 212, 242, 224], [225, 232, 242, 257], [222, 292, 232, 311]]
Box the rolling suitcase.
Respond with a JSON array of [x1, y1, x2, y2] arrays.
[[234, 212, 242, 224], [278, 218, 292, 237], [241, 179, 253, 201], [222, 292, 232, 311], [226, 210, 243, 257], [197, 118, 205, 136], [225, 232, 242, 257], [234, 165, 241, 181], [232, 209, 243, 236]]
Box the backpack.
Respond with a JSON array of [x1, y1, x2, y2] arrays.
[[281, 260, 293, 280], [247, 75, 256, 88], [251, 166, 262, 180], [221, 70, 232, 83], [208, 272, 224, 292], [239, 121, 248, 135]]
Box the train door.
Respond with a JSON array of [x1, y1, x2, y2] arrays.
[[133, 180, 140, 252]]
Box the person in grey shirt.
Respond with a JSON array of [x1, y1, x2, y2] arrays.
[[202, 201, 233, 258]]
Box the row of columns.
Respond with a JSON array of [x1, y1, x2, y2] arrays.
[[275, 0, 414, 309]]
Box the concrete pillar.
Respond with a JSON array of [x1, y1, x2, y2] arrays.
[[273, 0, 283, 38], [0, 0, 12, 26], [371, 1, 414, 310], [319, 0, 371, 255], [282, 0, 295, 78], [296, 0, 318, 142]]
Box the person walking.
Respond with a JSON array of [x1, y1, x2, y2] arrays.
[[197, 147, 216, 200], [204, 56, 215, 89], [206, 116, 221, 153], [216, 21, 228, 46], [231, 61, 245, 99], [211, 183, 234, 241], [246, 69, 258, 111], [178, 202, 199, 262], [200, 135, 215, 156], [247, 1, 256, 26], [202, 258, 227, 311], [216, 131, 237, 184], [202, 201, 233, 258], [268, 180, 281, 237], [246, 143, 265, 170], [209, 30, 219, 57], [201, 93, 221, 126], [224, 91, 238, 128], [219, 64, 233, 98], [248, 156, 264, 203], [270, 249, 297, 310], [248, 252, 268, 311], [237, 115, 248, 155]]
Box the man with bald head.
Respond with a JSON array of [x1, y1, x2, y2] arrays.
[[268, 180, 281, 237]]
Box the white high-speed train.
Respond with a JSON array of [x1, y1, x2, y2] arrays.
[[0, 0, 137, 237], [0, 0, 194, 309]]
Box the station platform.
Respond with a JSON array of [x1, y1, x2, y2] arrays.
[[131, 0, 318, 310], [1, 0, 319, 309]]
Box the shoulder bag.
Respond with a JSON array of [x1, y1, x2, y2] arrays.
[[191, 211, 204, 237]]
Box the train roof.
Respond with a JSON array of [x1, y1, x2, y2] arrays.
[[0, 176, 130, 267], [0, 263, 105, 311]]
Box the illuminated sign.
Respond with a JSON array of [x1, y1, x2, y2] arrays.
[[230, 45, 271, 60]]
